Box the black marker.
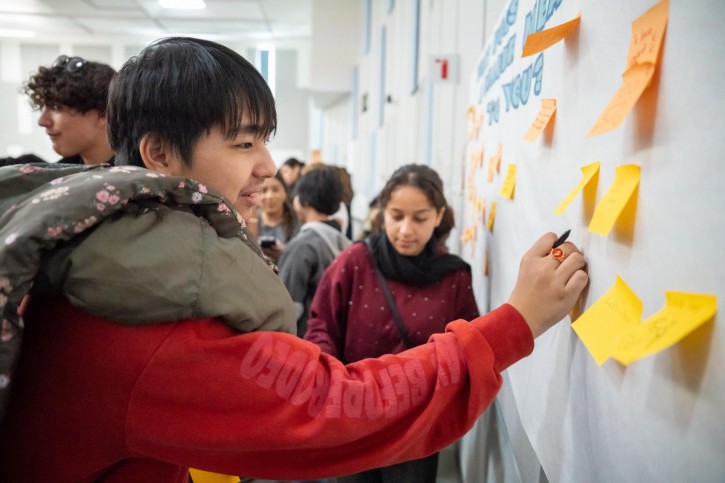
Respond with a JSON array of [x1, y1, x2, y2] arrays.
[[552, 229, 571, 249]]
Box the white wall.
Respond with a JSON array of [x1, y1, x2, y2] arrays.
[[314, 0, 503, 246], [465, 0, 725, 482]]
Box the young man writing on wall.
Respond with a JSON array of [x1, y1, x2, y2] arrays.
[[0, 37, 588, 481]]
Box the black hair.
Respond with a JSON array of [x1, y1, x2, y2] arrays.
[[376, 164, 455, 244], [282, 157, 305, 169], [295, 167, 342, 216], [108, 37, 276, 167], [22, 58, 116, 114]]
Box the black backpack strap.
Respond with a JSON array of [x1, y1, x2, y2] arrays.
[[364, 238, 414, 349]]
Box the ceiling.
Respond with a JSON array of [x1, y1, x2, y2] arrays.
[[0, 0, 312, 42]]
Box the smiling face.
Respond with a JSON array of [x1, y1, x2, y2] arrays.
[[159, 120, 277, 221], [260, 175, 287, 217], [383, 185, 445, 257]]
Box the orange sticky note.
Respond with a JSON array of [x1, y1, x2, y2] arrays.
[[499, 164, 517, 199], [572, 276, 643, 365], [478, 197, 487, 221], [522, 11, 581, 58], [587, 62, 655, 137], [471, 146, 484, 170], [486, 146, 501, 183], [626, 0, 669, 70], [523, 99, 557, 141], [588, 164, 640, 236], [486, 201, 496, 232], [553, 161, 600, 215]]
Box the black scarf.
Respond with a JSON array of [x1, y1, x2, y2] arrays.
[[366, 232, 470, 286]]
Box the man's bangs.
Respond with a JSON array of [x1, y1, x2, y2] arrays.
[[220, 91, 277, 141]]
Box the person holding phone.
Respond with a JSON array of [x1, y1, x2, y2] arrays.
[[256, 170, 300, 261]]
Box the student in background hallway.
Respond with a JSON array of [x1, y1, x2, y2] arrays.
[[302, 162, 351, 238], [278, 166, 352, 337], [357, 195, 382, 241], [279, 157, 305, 197], [0, 55, 116, 166], [255, 171, 301, 262], [304, 164, 480, 483], [331, 165, 354, 240], [0, 37, 588, 481]]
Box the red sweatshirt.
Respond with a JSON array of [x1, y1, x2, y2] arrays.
[[0, 296, 533, 482]]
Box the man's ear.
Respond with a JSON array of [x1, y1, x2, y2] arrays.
[[139, 133, 176, 174], [95, 112, 108, 128]]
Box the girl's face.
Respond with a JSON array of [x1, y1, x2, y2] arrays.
[[383, 185, 444, 257], [260, 176, 286, 216]]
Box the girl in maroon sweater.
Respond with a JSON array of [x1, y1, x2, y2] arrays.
[[305, 164, 480, 483]]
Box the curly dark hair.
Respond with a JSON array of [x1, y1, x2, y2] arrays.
[[22, 58, 116, 114]]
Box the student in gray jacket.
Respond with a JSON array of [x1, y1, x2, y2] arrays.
[[278, 167, 352, 337]]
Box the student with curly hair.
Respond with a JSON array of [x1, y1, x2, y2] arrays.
[[2, 55, 116, 166]]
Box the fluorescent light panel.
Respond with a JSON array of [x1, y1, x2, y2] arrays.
[[159, 0, 207, 10], [0, 29, 36, 38]]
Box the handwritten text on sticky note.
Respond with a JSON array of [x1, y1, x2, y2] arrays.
[[524, 99, 557, 142], [572, 276, 643, 365], [612, 292, 717, 365], [626, 0, 669, 69], [588, 62, 655, 137]]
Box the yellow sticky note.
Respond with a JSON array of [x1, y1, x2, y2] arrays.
[[572, 276, 643, 365], [486, 201, 496, 232], [522, 11, 582, 58], [553, 161, 600, 215], [588, 62, 655, 137], [524, 99, 557, 141], [626, 0, 669, 69], [189, 469, 239, 483], [612, 292, 717, 365], [500, 164, 517, 199], [588, 164, 640, 236]]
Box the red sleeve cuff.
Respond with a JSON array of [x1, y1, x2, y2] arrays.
[[471, 303, 534, 373]]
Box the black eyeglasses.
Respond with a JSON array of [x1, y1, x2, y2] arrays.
[[52, 55, 87, 73]]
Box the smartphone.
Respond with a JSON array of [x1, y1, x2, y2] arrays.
[[259, 236, 276, 248]]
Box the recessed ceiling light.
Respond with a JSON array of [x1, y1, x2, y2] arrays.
[[0, 29, 36, 38], [159, 0, 207, 10]]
